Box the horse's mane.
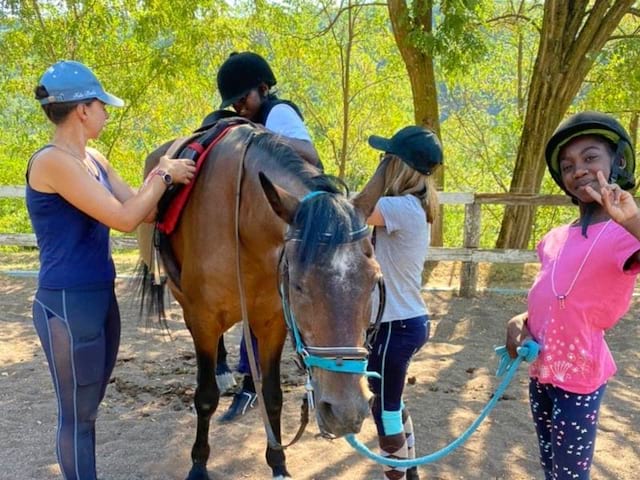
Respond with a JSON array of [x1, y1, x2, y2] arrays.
[[291, 193, 367, 269], [250, 133, 367, 270], [250, 132, 339, 191]]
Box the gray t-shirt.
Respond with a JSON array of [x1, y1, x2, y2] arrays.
[[371, 195, 429, 323]]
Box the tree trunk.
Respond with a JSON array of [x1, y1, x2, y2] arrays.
[[387, 0, 444, 245], [337, 2, 355, 180], [497, 0, 634, 248]]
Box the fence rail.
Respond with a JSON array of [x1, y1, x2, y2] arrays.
[[1, 186, 574, 296]]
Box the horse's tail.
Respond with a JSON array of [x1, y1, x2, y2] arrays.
[[132, 259, 169, 330], [132, 223, 170, 331]]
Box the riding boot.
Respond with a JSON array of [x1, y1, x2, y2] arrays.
[[379, 433, 408, 480], [242, 373, 256, 393], [403, 409, 419, 480], [217, 375, 257, 423]]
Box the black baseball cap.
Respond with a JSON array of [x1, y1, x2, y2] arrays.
[[368, 126, 443, 175]]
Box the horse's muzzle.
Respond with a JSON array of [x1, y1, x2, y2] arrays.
[[313, 375, 370, 437]]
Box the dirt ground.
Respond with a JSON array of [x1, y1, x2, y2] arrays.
[[1, 264, 640, 480]]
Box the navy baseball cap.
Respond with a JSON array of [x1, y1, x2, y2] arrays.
[[368, 126, 443, 175], [38, 60, 124, 107]]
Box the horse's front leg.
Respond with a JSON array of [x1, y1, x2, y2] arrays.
[[258, 317, 291, 480], [186, 329, 221, 480]]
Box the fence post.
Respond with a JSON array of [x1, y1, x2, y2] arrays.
[[459, 201, 481, 297]]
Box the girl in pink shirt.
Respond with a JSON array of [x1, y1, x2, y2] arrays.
[[506, 111, 640, 479]]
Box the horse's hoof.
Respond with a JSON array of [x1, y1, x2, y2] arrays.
[[272, 466, 292, 480], [185, 463, 210, 480]]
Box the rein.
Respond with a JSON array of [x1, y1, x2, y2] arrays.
[[345, 339, 540, 466], [233, 130, 309, 451], [232, 147, 384, 448]]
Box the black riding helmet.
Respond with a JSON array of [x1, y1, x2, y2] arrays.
[[368, 126, 443, 175], [217, 52, 277, 109], [545, 111, 636, 196]]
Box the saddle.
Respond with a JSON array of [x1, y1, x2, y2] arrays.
[[154, 111, 252, 235]]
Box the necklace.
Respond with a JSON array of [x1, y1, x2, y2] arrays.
[[51, 143, 87, 162], [52, 143, 100, 178], [551, 220, 611, 308]]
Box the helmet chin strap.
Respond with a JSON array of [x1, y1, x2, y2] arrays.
[[580, 202, 597, 238], [608, 140, 633, 188]]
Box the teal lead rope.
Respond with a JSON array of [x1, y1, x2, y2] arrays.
[[345, 339, 540, 467]]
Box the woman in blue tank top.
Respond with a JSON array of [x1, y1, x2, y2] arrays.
[[27, 60, 196, 480]]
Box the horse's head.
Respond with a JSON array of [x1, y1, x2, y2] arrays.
[[258, 162, 389, 437]]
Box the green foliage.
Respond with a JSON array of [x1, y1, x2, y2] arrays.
[[1, 0, 639, 251], [0, 199, 30, 233], [406, 0, 488, 74]]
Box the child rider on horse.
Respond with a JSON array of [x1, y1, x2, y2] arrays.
[[213, 51, 322, 422]]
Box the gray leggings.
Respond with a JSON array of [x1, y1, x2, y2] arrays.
[[33, 284, 120, 480]]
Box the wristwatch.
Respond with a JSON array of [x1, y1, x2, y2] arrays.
[[156, 169, 173, 186]]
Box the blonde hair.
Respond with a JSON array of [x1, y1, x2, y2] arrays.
[[383, 155, 439, 223]]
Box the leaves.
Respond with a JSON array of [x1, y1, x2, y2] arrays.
[[1, 0, 639, 250]]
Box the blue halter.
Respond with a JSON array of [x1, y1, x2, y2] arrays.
[[278, 190, 380, 380], [278, 280, 380, 378]]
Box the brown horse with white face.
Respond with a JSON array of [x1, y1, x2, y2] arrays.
[[138, 123, 390, 480]]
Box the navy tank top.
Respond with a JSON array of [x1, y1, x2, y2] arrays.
[[26, 146, 116, 288]]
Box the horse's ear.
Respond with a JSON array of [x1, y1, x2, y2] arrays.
[[259, 172, 299, 225], [351, 157, 391, 218]]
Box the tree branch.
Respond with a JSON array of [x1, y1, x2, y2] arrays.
[[30, 0, 56, 60], [608, 33, 640, 40], [295, 1, 386, 40], [484, 13, 542, 34]]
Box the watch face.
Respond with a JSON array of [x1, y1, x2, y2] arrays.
[[156, 169, 172, 185]]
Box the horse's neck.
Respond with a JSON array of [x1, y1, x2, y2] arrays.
[[246, 147, 314, 198], [243, 146, 312, 243]]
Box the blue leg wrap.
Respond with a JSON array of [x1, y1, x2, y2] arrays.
[[381, 409, 403, 436]]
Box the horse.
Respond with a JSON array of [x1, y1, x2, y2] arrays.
[[137, 122, 391, 480]]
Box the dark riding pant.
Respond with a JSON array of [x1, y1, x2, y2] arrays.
[[238, 330, 259, 376], [367, 315, 429, 435], [32, 284, 121, 480], [529, 378, 605, 480]]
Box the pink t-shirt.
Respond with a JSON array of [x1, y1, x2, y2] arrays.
[[527, 220, 640, 394]]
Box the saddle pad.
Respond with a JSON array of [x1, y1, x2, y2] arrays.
[[156, 124, 236, 234]]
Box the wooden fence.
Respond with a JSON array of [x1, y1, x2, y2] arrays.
[[0, 186, 573, 296]]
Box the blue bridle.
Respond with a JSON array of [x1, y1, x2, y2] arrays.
[[278, 279, 381, 377], [278, 191, 382, 385]]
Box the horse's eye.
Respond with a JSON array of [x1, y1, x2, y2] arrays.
[[292, 283, 304, 293]]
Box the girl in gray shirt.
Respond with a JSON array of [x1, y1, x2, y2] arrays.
[[366, 126, 443, 480]]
